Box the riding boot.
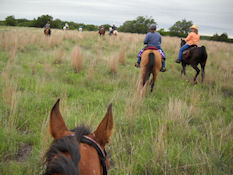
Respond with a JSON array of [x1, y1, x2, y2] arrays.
[[175, 59, 182, 63], [135, 62, 140, 68], [160, 61, 166, 72]]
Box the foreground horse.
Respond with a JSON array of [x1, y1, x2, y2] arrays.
[[44, 28, 51, 36], [140, 49, 162, 92], [43, 99, 113, 175], [180, 39, 208, 83]]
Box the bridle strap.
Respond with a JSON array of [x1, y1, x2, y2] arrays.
[[80, 135, 108, 175]]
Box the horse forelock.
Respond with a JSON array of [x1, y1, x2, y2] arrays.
[[44, 125, 91, 175]]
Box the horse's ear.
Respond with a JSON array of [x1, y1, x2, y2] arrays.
[[181, 38, 182, 41], [94, 103, 113, 147], [49, 99, 68, 139]]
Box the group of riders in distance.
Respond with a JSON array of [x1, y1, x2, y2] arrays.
[[43, 21, 207, 84]]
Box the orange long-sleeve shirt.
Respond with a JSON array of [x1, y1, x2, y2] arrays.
[[185, 32, 200, 45]]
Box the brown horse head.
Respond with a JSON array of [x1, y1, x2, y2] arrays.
[[99, 28, 105, 36], [44, 99, 113, 175], [140, 50, 162, 92]]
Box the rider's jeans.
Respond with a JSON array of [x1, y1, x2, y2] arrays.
[[178, 44, 190, 59]]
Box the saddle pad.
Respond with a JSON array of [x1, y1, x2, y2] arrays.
[[144, 46, 158, 50]]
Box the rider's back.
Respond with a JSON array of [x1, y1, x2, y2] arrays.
[[144, 32, 161, 49]]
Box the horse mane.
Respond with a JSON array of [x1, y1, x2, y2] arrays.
[[43, 126, 91, 175]]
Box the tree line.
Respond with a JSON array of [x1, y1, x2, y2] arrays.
[[1, 15, 100, 31], [1, 15, 232, 43]]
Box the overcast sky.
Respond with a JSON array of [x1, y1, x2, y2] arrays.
[[0, 0, 232, 36]]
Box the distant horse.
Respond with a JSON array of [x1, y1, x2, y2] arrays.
[[44, 28, 51, 36], [180, 39, 208, 83], [43, 99, 113, 175], [109, 27, 118, 36], [140, 49, 162, 92], [63, 26, 69, 30], [112, 30, 118, 36], [99, 27, 105, 36], [79, 27, 83, 32]]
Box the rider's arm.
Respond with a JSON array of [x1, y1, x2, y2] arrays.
[[185, 33, 193, 42], [144, 33, 149, 44]]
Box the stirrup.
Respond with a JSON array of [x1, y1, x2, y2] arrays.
[[175, 59, 181, 63]]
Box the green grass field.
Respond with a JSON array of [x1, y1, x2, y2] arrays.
[[0, 26, 232, 175]]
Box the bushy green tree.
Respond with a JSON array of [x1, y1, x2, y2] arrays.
[[84, 24, 98, 31], [51, 19, 63, 29], [119, 16, 156, 34], [101, 24, 111, 31], [211, 33, 229, 42], [5, 16, 16, 26], [33, 15, 53, 28], [157, 28, 170, 36], [169, 19, 193, 37]]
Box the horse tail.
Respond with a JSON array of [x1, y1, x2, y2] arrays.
[[200, 46, 208, 62], [143, 52, 155, 85]]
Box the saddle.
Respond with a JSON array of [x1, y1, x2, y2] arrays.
[[182, 45, 197, 59], [144, 46, 158, 51]]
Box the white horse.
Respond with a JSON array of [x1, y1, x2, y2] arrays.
[[63, 26, 68, 30], [113, 30, 118, 35], [109, 27, 118, 36], [63, 23, 69, 30], [79, 27, 83, 32]]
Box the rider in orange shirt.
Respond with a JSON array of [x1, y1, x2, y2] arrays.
[[176, 25, 200, 63]]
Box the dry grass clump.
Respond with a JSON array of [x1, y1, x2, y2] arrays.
[[124, 73, 147, 118], [109, 54, 119, 74], [87, 60, 95, 80], [71, 46, 83, 72], [54, 48, 64, 64], [118, 47, 126, 65], [167, 98, 193, 126]]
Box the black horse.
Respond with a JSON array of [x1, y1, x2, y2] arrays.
[[180, 39, 208, 83]]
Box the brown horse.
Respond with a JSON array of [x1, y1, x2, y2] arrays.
[[140, 49, 162, 92], [180, 39, 208, 83], [43, 99, 113, 175], [44, 28, 51, 36], [99, 28, 105, 36]]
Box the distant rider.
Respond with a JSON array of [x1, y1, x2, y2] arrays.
[[44, 21, 51, 35], [44, 21, 50, 30], [109, 25, 116, 34], [175, 25, 200, 63]]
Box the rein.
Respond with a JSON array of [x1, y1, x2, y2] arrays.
[[80, 135, 108, 175]]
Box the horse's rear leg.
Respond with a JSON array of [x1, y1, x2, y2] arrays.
[[201, 63, 206, 82], [151, 70, 159, 92], [191, 65, 200, 83], [143, 72, 150, 86]]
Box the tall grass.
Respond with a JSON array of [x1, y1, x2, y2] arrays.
[[109, 54, 119, 74], [71, 46, 83, 72]]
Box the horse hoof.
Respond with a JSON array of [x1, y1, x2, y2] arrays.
[[193, 80, 198, 84]]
